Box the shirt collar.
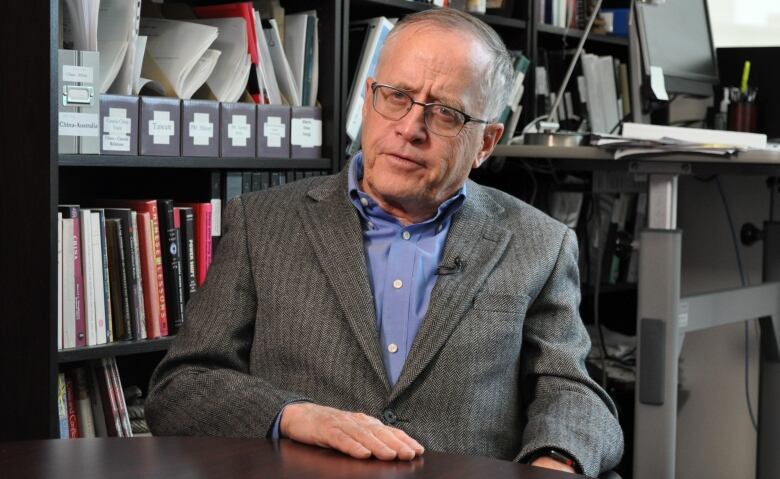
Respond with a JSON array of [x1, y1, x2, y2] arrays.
[[347, 151, 467, 227]]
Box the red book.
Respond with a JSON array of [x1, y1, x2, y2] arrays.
[[93, 359, 121, 437], [64, 373, 80, 438], [59, 206, 87, 347], [192, 2, 262, 104], [104, 200, 168, 337], [179, 203, 212, 287], [136, 212, 162, 339]]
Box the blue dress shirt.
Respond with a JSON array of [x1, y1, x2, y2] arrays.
[[270, 152, 466, 437]]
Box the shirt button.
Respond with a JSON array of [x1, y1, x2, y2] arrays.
[[402, 231, 411, 240], [388, 343, 398, 353], [393, 279, 403, 289], [367, 221, 375, 230], [437, 224, 444, 232], [360, 197, 369, 206]]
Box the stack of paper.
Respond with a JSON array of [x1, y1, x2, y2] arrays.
[[189, 17, 252, 102], [284, 11, 319, 107], [139, 18, 220, 99], [265, 19, 300, 106]]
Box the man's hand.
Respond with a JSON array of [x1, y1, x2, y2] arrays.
[[531, 456, 577, 474], [279, 402, 425, 461]]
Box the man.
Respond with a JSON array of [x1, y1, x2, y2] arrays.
[[146, 8, 623, 477]]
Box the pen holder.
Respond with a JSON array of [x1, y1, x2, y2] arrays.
[[727, 101, 757, 132]]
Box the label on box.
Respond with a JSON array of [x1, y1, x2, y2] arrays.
[[149, 110, 175, 145], [291, 118, 322, 148], [189, 112, 214, 146], [63, 65, 94, 83], [263, 116, 286, 148], [59, 112, 99, 137], [104, 108, 131, 135], [103, 135, 131, 151], [228, 115, 251, 147]]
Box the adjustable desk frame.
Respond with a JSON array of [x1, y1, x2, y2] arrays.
[[493, 145, 780, 479]]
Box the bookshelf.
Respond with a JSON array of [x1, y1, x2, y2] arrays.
[[1, 0, 637, 442]]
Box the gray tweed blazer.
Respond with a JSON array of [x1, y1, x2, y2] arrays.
[[146, 167, 623, 477]]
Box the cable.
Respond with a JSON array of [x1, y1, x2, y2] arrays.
[[714, 176, 758, 431]]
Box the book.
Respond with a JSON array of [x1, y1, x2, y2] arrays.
[[93, 359, 121, 436], [73, 367, 96, 438], [61, 218, 76, 349], [59, 206, 87, 347], [57, 373, 69, 438], [105, 208, 143, 339], [106, 358, 133, 437], [178, 203, 213, 288], [87, 360, 108, 437], [188, 17, 253, 102], [92, 210, 112, 344], [176, 207, 198, 304], [345, 17, 395, 142], [58, 213, 63, 349], [105, 218, 133, 341], [131, 211, 147, 339], [285, 11, 318, 106], [265, 19, 300, 106], [79, 209, 98, 346], [157, 199, 186, 334], [136, 211, 163, 339], [64, 373, 80, 438]]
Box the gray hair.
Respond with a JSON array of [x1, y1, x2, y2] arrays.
[[377, 8, 515, 121]]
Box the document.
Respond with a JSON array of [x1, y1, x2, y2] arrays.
[[139, 18, 220, 99], [189, 17, 252, 102], [265, 19, 300, 106]]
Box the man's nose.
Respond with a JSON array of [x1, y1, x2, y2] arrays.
[[395, 103, 427, 143]]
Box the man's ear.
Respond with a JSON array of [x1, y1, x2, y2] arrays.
[[472, 122, 504, 169], [362, 77, 374, 119]]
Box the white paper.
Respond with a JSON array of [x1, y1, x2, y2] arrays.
[[264, 116, 286, 147], [254, 12, 283, 105], [291, 118, 322, 148], [189, 17, 252, 102], [59, 112, 100, 137], [228, 115, 252, 147], [63, 65, 94, 83], [149, 111, 175, 145], [265, 20, 300, 106], [649, 65, 669, 101], [189, 113, 214, 146]]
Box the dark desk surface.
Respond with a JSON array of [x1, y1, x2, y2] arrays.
[[0, 437, 586, 479]]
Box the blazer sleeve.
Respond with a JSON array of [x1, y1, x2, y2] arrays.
[[514, 228, 624, 477], [145, 196, 309, 437]]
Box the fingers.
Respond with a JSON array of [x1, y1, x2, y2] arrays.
[[389, 427, 425, 456]]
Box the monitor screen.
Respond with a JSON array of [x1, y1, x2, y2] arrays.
[[636, 0, 720, 97]]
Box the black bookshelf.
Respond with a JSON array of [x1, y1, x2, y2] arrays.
[[536, 23, 629, 46], [59, 154, 332, 170], [58, 337, 175, 364], [351, 0, 527, 29]]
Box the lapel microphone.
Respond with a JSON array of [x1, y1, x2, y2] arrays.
[[436, 256, 464, 275]]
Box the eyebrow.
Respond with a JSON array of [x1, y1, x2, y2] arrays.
[[391, 81, 465, 111]]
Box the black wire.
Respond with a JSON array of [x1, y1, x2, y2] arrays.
[[714, 176, 758, 431]]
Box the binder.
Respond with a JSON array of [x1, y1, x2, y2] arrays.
[[290, 106, 322, 159], [140, 96, 181, 156], [58, 49, 101, 154], [220, 102, 257, 157], [99, 95, 139, 155], [257, 105, 290, 158], [78, 51, 100, 154], [182, 99, 219, 157]]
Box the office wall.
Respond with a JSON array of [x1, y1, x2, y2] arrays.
[[707, 0, 780, 47], [676, 174, 768, 478]]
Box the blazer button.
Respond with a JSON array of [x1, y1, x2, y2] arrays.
[[382, 409, 398, 425]]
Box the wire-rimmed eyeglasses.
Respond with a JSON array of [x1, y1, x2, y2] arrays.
[[370, 82, 489, 137]]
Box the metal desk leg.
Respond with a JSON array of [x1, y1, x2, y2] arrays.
[[634, 174, 681, 479], [758, 222, 780, 479]]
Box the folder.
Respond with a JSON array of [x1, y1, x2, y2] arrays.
[[182, 99, 219, 157], [58, 49, 101, 154], [257, 105, 290, 158], [140, 96, 181, 156], [99, 95, 139, 155], [290, 106, 322, 159], [220, 102, 257, 158]]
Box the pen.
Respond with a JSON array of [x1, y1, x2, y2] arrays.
[[740, 60, 751, 96]]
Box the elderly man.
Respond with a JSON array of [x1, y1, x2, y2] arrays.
[[146, 8, 623, 477]]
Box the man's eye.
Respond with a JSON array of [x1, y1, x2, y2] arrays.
[[433, 106, 457, 121], [388, 91, 408, 102]]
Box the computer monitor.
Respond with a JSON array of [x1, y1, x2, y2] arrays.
[[635, 0, 720, 98]]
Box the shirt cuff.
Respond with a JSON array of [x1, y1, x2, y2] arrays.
[[268, 400, 310, 439]]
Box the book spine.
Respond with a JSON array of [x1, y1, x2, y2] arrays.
[[58, 214, 63, 350], [65, 373, 80, 438], [204, 204, 213, 281], [182, 209, 197, 301], [80, 211, 97, 346], [57, 373, 69, 438], [70, 211, 87, 347], [74, 367, 96, 438], [131, 212, 147, 339], [62, 219, 76, 349], [148, 203, 169, 336], [158, 200, 185, 334], [88, 362, 108, 437], [95, 358, 121, 437], [96, 212, 113, 343], [107, 219, 132, 341], [107, 358, 133, 437]]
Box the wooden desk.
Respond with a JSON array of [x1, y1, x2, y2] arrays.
[[0, 437, 585, 479]]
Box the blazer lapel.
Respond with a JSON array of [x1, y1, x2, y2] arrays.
[[298, 172, 391, 392], [389, 183, 512, 402]]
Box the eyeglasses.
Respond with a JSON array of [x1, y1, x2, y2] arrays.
[[370, 82, 489, 137]]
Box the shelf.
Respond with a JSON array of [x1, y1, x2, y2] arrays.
[[59, 155, 332, 170], [352, 0, 526, 29], [582, 283, 638, 296], [536, 24, 629, 46], [58, 336, 175, 363]]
